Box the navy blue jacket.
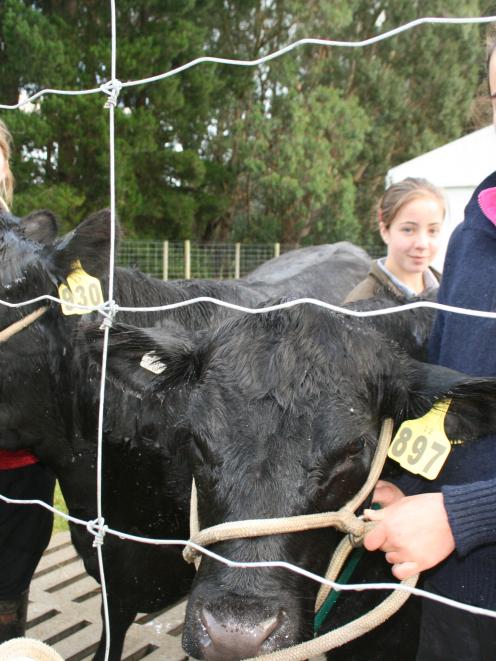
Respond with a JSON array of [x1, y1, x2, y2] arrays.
[[411, 170, 496, 607]]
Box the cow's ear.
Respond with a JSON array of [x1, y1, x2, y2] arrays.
[[404, 362, 496, 442], [19, 209, 58, 245], [52, 209, 121, 278], [82, 321, 203, 397]]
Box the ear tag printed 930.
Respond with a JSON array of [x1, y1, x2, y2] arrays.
[[387, 399, 452, 480], [58, 260, 104, 315]]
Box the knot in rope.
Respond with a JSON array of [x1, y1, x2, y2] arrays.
[[347, 516, 379, 548], [86, 517, 107, 547], [337, 509, 365, 544], [101, 79, 122, 108], [348, 518, 377, 548]]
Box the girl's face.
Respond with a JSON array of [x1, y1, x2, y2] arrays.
[[380, 195, 444, 280]]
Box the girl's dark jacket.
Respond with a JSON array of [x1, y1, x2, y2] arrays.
[[408, 170, 496, 608]]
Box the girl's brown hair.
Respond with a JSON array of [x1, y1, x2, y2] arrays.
[[378, 177, 445, 229], [0, 118, 14, 209]]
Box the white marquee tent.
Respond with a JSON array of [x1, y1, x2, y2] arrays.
[[386, 125, 496, 270]]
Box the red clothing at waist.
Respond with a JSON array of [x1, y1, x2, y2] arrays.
[[0, 449, 39, 470]]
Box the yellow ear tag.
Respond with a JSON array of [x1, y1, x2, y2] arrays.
[[58, 260, 104, 316], [388, 399, 452, 480]]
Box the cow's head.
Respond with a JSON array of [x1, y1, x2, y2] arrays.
[[0, 208, 114, 453], [89, 305, 496, 660]]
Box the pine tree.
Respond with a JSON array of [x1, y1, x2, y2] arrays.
[[0, 1, 489, 245]]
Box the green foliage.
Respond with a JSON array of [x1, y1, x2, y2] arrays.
[[0, 1, 490, 244], [52, 481, 68, 534], [15, 184, 86, 232]]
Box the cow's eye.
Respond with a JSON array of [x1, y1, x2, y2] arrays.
[[348, 434, 368, 457]]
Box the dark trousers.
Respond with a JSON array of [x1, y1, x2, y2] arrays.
[[0, 462, 55, 599], [417, 583, 496, 661]]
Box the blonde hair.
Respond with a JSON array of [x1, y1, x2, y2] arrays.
[[0, 118, 14, 210], [486, 32, 496, 70], [378, 177, 445, 229]]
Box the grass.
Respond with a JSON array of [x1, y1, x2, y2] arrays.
[[52, 480, 69, 534]]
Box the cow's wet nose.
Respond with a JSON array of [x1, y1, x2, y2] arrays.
[[200, 606, 282, 660]]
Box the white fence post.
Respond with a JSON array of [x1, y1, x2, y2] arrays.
[[162, 240, 168, 280], [235, 243, 241, 279], [184, 240, 191, 279], [274, 242, 280, 258]]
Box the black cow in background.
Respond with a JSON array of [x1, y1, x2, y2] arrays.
[[92, 302, 496, 661], [0, 208, 369, 659], [246, 242, 371, 304]]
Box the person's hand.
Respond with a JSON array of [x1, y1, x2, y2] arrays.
[[363, 492, 455, 580], [370, 479, 405, 507]]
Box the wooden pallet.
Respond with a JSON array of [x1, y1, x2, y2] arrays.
[[28, 532, 325, 660], [28, 531, 188, 660]]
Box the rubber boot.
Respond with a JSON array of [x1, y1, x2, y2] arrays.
[[0, 590, 29, 642]]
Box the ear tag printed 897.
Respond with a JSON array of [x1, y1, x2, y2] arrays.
[[58, 260, 104, 316], [387, 399, 452, 480]]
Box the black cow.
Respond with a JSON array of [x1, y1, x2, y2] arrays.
[[0, 208, 369, 659], [246, 242, 371, 304], [94, 303, 496, 661]]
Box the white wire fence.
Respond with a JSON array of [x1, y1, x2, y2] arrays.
[[118, 240, 289, 279], [1, 9, 496, 661], [117, 240, 383, 280]]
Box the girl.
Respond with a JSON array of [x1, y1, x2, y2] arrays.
[[345, 178, 445, 303]]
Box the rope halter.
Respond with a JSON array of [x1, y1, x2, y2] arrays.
[[183, 418, 419, 660], [184, 418, 394, 564], [0, 305, 49, 344]]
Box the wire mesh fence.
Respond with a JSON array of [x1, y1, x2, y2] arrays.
[[117, 240, 289, 280], [117, 240, 384, 280], [116, 240, 166, 279]]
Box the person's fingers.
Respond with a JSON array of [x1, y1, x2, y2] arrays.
[[371, 485, 389, 506], [391, 561, 419, 580], [363, 521, 388, 551], [372, 483, 404, 507], [375, 480, 389, 488], [385, 551, 402, 565], [363, 507, 385, 521]]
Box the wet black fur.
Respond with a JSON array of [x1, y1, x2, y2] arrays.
[[4, 208, 495, 660], [93, 298, 496, 660], [0, 209, 269, 659], [0, 209, 369, 660]]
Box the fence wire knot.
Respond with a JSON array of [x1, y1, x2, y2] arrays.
[[87, 517, 108, 547], [98, 299, 118, 329], [101, 79, 122, 108]]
